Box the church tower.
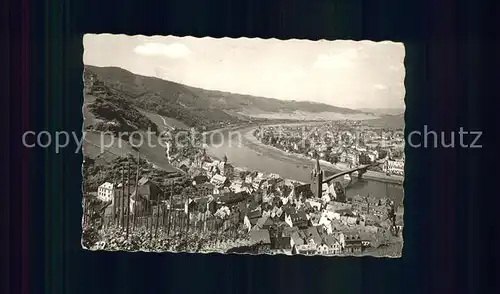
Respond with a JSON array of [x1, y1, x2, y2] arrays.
[[311, 158, 323, 198]]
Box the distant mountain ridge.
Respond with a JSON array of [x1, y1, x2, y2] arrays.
[[363, 114, 404, 129], [359, 108, 405, 116], [83, 71, 160, 134], [84, 65, 367, 128]]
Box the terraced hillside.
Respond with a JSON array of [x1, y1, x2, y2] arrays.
[[84, 65, 372, 129]]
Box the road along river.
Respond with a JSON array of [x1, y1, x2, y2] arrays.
[[204, 126, 404, 206]]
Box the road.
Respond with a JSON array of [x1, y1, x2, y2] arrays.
[[158, 114, 176, 131]]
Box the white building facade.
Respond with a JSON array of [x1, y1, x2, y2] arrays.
[[97, 182, 114, 202], [384, 159, 404, 176]]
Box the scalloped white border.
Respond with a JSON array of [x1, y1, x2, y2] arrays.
[[81, 35, 406, 258]]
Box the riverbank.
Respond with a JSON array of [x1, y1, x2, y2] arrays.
[[208, 154, 306, 186], [362, 170, 403, 184], [83, 131, 184, 174], [203, 120, 324, 136], [242, 127, 331, 167], [205, 124, 403, 203]]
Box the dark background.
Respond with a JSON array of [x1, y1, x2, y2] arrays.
[[4, 0, 495, 293]]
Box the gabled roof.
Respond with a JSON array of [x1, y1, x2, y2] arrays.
[[138, 177, 149, 186], [336, 208, 355, 216], [231, 178, 243, 185], [351, 194, 364, 202], [217, 191, 249, 205], [293, 184, 314, 198], [268, 173, 280, 179], [321, 183, 329, 190], [250, 229, 271, 244], [345, 234, 363, 243], [275, 207, 283, 218], [210, 174, 227, 186], [270, 205, 280, 215], [309, 213, 322, 224], [249, 217, 260, 226], [297, 230, 308, 240], [331, 230, 344, 238], [103, 204, 115, 216], [282, 226, 299, 238], [99, 182, 114, 189], [195, 196, 210, 206], [193, 175, 209, 184], [293, 209, 308, 222], [248, 171, 258, 178], [247, 209, 262, 220], [238, 202, 248, 217], [255, 215, 270, 228], [198, 182, 215, 189], [322, 234, 341, 247], [248, 200, 260, 211], [290, 231, 305, 246], [178, 159, 191, 168], [304, 226, 323, 245], [277, 236, 291, 249], [252, 177, 265, 184], [263, 217, 274, 227], [131, 186, 150, 201], [395, 215, 404, 226], [241, 182, 254, 189], [220, 162, 234, 170], [282, 204, 295, 216], [202, 162, 212, 170]]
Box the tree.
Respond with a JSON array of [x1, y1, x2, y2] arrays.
[[313, 150, 320, 159], [215, 206, 230, 219], [239, 170, 250, 180], [388, 203, 398, 236], [378, 149, 388, 159], [391, 149, 404, 159], [337, 182, 349, 202], [359, 153, 372, 165], [81, 196, 108, 248], [368, 165, 383, 172], [371, 229, 392, 248], [363, 194, 371, 214], [181, 186, 197, 198]]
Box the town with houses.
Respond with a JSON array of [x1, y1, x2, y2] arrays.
[[81, 35, 405, 256], [253, 121, 405, 178], [84, 121, 404, 257]]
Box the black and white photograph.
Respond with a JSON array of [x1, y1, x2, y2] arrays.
[[82, 34, 405, 256]]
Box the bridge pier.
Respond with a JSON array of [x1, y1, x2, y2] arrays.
[[322, 164, 378, 183], [357, 168, 367, 179]]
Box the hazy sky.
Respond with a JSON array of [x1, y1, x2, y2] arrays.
[[84, 34, 405, 109]]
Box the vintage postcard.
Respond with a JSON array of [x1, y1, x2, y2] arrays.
[[82, 34, 405, 256]]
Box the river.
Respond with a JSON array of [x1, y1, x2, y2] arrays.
[[205, 126, 404, 206]]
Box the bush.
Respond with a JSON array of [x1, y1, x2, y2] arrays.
[[82, 225, 100, 249]]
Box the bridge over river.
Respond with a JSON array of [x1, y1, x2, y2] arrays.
[[322, 162, 384, 183], [206, 126, 404, 205]]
